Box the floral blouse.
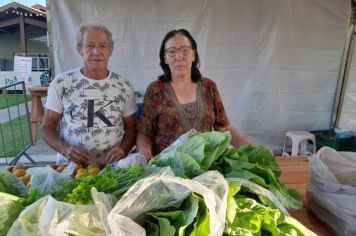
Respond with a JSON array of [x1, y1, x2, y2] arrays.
[[137, 77, 230, 155]]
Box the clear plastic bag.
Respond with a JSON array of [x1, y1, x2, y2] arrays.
[[307, 147, 356, 236], [26, 162, 77, 196], [226, 177, 289, 215], [309, 147, 356, 195], [7, 188, 115, 236], [106, 170, 228, 236], [112, 152, 148, 169]]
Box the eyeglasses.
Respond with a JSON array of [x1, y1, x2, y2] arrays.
[[165, 46, 193, 57]]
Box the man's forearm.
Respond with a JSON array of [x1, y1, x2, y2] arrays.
[[41, 125, 70, 158], [117, 128, 137, 155]]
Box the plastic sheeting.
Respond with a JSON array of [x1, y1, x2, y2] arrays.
[[48, 0, 351, 149]]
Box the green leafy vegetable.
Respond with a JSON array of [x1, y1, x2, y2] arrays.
[[224, 183, 315, 236], [149, 131, 302, 209], [17, 189, 40, 207], [51, 164, 145, 204], [0, 169, 28, 198], [142, 193, 210, 236], [0, 192, 24, 236]]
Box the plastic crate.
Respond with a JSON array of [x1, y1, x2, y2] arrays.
[[310, 129, 355, 151]]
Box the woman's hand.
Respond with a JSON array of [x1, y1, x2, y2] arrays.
[[138, 149, 153, 160], [105, 146, 126, 163]]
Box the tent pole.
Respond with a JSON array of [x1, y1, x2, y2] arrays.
[[330, 0, 356, 128]]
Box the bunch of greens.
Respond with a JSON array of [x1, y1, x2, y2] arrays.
[[139, 193, 210, 236], [17, 189, 40, 207], [150, 131, 231, 179], [225, 182, 315, 235], [0, 169, 28, 198], [51, 164, 145, 204], [149, 131, 302, 209], [222, 145, 302, 209]]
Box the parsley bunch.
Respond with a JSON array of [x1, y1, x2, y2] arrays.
[[51, 164, 145, 205]]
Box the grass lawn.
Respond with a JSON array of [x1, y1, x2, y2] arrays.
[[0, 94, 32, 109], [0, 114, 41, 157]]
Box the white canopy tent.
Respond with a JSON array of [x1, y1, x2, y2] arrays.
[[46, 0, 353, 150]]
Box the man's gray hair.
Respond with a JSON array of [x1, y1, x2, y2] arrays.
[[76, 23, 114, 51]]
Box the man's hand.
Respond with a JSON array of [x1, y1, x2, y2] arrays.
[[66, 145, 90, 164], [42, 109, 91, 163], [105, 146, 126, 163]]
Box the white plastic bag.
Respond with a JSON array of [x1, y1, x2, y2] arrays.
[[307, 147, 356, 235], [309, 147, 356, 195], [113, 152, 148, 169], [7, 188, 115, 236], [106, 170, 228, 236], [26, 162, 77, 196]]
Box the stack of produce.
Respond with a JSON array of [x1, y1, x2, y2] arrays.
[[0, 130, 316, 235], [150, 131, 302, 209]]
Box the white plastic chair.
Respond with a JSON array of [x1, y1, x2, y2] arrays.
[[282, 131, 316, 156]]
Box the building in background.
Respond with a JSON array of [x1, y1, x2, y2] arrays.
[[0, 2, 49, 87]]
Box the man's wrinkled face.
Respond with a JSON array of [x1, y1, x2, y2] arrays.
[[79, 30, 112, 71]]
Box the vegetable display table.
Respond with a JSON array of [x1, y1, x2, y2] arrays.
[[276, 156, 333, 235]]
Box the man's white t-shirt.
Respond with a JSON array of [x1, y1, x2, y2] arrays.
[[45, 68, 136, 164]]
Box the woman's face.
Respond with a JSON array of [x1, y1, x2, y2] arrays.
[[164, 34, 195, 79]]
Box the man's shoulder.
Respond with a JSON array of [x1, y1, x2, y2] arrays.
[[109, 72, 133, 87], [51, 68, 81, 85]]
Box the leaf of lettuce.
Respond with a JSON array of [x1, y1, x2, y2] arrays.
[[148, 214, 175, 236], [225, 197, 283, 235], [239, 144, 280, 175], [188, 194, 210, 236], [282, 215, 317, 236], [270, 186, 303, 209], [225, 169, 268, 188], [144, 220, 159, 236], [150, 152, 205, 178], [148, 210, 186, 231], [223, 151, 302, 209], [223, 157, 258, 171], [223, 148, 249, 161], [226, 182, 241, 224], [178, 194, 200, 236], [177, 136, 206, 164], [195, 131, 231, 169]]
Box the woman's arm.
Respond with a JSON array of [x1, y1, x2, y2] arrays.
[[136, 132, 154, 160], [226, 125, 250, 147], [216, 125, 249, 147]]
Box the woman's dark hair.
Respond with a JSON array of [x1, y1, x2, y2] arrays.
[[159, 29, 201, 82]]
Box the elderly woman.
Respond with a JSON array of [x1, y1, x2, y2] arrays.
[[41, 23, 137, 164], [137, 29, 249, 159]]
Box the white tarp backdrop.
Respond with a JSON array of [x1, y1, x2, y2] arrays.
[[48, 0, 351, 150]]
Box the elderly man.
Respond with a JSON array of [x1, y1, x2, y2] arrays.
[[41, 23, 137, 165]]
